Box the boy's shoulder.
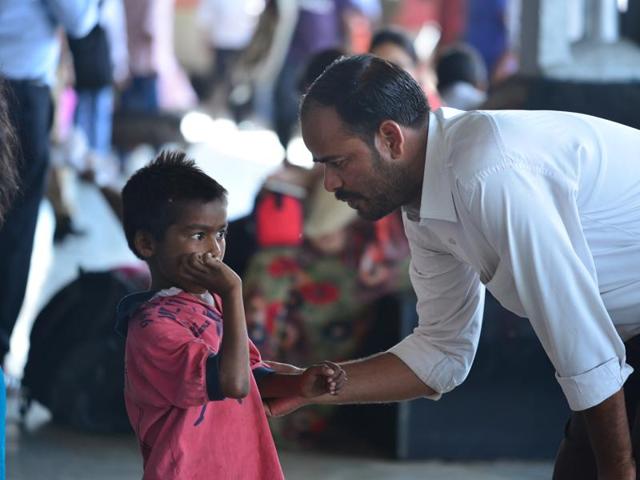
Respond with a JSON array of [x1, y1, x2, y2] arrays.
[[121, 290, 223, 341]]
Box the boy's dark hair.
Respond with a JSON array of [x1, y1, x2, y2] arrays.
[[369, 27, 418, 64], [300, 54, 429, 142], [121, 150, 227, 259], [436, 43, 488, 91]]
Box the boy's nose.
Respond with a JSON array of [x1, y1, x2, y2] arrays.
[[209, 239, 222, 258]]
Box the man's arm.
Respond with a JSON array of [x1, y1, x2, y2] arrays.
[[468, 166, 634, 478], [266, 353, 435, 416], [319, 353, 434, 404], [583, 389, 635, 480]]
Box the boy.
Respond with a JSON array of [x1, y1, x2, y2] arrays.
[[116, 151, 346, 479]]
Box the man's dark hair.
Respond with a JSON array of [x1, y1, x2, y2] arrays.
[[300, 54, 429, 141], [121, 150, 227, 259], [436, 43, 488, 91], [0, 81, 20, 226], [369, 27, 418, 64], [298, 48, 345, 94]]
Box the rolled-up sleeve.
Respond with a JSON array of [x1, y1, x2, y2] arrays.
[[464, 165, 632, 411], [388, 215, 485, 399]]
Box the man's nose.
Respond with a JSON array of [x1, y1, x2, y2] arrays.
[[323, 168, 343, 193]]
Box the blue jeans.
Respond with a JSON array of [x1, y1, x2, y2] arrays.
[[74, 86, 114, 157], [120, 75, 159, 114]]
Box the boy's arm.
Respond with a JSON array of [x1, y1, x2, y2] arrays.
[[181, 253, 250, 399], [216, 287, 250, 398], [257, 361, 345, 399]]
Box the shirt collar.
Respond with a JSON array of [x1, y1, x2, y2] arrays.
[[155, 287, 216, 306], [409, 108, 460, 224]]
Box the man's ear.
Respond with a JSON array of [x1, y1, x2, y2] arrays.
[[375, 120, 405, 160], [134, 230, 156, 259]]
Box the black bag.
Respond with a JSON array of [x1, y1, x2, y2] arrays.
[[68, 22, 113, 90], [22, 268, 148, 433]]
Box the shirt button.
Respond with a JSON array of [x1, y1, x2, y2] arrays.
[[448, 238, 457, 245]]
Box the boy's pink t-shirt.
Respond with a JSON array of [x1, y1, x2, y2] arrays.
[[124, 290, 284, 480]]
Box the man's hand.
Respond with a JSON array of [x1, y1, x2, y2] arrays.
[[298, 361, 347, 398], [259, 361, 346, 416]]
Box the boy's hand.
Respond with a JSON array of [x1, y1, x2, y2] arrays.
[[179, 252, 241, 297], [299, 361, 346, 398]]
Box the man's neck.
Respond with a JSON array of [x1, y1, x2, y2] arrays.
[[404, 115, 430, 212]]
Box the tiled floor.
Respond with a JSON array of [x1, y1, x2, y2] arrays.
[[6, 149, 554, 479]]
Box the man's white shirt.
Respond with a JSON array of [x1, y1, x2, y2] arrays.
[[390, 107, 640, 411]]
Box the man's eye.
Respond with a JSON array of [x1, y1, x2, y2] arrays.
[[331, 157, 347, 169], [216, 230, 227, 239], [192, 232, 205, 240]]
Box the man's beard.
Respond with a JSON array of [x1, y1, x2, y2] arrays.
[[335, 150, 420, 221]]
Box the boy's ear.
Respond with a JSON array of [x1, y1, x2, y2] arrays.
[[134, 230, 156, 259]]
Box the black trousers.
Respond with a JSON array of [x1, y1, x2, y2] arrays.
[[0, 80, 52, 358], [553, 335, 640, 479]]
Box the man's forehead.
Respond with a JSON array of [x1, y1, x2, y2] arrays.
[[302, 105, 352, 142]]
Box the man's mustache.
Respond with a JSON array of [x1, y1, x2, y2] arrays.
[[334, 190, 363, 202]]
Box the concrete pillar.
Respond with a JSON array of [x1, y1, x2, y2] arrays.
[[584, 0, 620, 43], [519, 0, 572, 75]]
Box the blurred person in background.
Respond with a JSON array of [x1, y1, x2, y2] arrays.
[[369, 26, 442, 109], [435, 42, 487, 110], [243, 175, 410, 446], [0, 0, 98, 365], [71, 0, 128, 161], [464, 0, 509, 81], [0, 78, 19, 480], [120, 0, 161, 113], [197, 0, 264, 114], [272, 0, 378, 153], [390, 0, 465, 46], [121, 0, 196, 113]]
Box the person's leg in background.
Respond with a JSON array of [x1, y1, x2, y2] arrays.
[[273, 59, 303, 153], [92, 85, 114, 158], [120, 75, 158, 114], [73, 88, 96, 149], [0, 80, 52, 362], [553, 335, 640, 479]]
